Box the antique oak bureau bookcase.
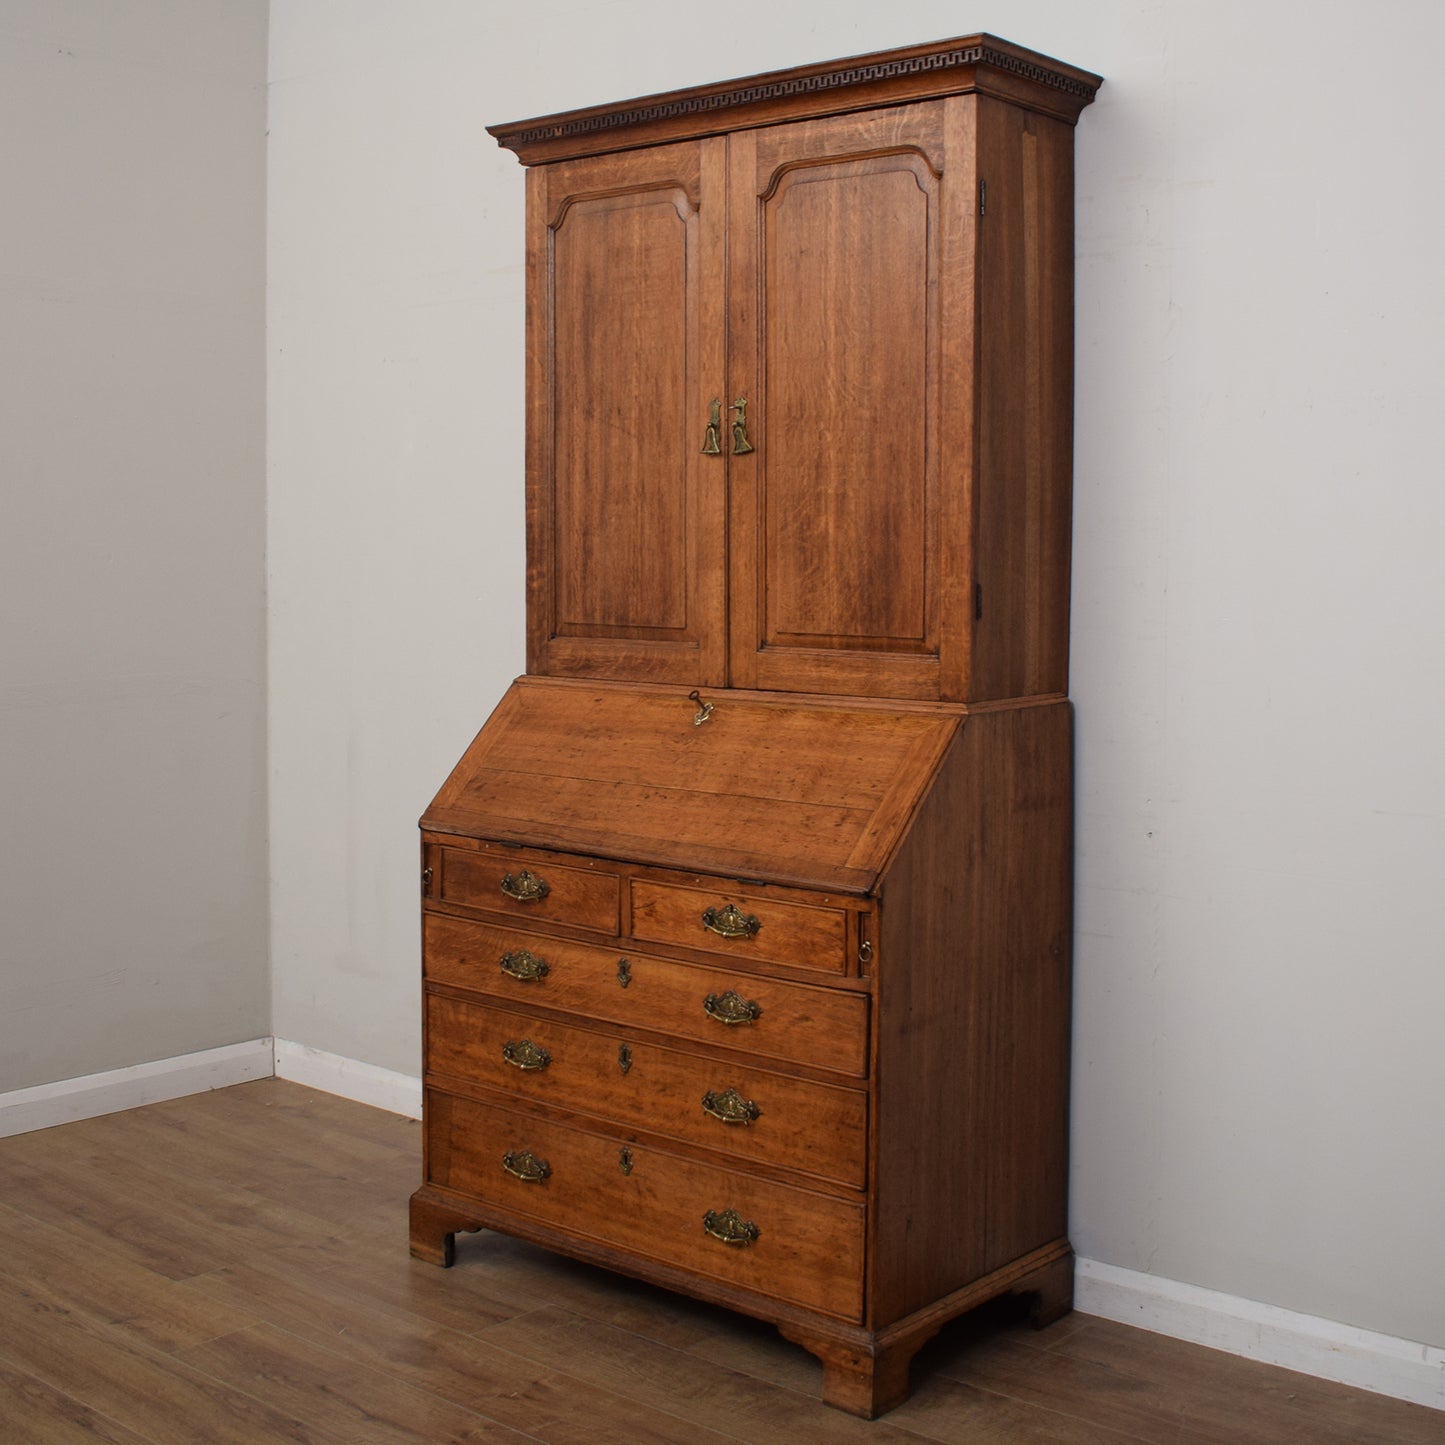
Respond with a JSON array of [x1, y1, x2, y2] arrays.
[[410, 35, 1101, 1417]]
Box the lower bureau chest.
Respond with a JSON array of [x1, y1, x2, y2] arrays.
[[413, 682, 1075, 1417], [419, 840, 874, 1321]]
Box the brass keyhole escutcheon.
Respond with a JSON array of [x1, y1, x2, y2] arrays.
[[618, 1043, 633, 1075], [617, 957, 632, 988], [619, 1147, 633, 1176]]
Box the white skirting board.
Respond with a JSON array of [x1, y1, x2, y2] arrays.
[[2, 1046, 1438, 1413], [0, 1037, 274, 1139], [271, 1037, 422, 1119], [1076, 1257, 1445, 1413]]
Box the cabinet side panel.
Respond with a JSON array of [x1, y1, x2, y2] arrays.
[[871, 702, 1071, 1326], [970, 102, 1076, 701]]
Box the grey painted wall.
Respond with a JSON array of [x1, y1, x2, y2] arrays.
[[0, 2, 270, 1089]]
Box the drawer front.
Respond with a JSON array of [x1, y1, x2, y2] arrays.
[[437, 846, 618, 933], [427, 1088, 864, 1320], [425, 994, 867, 1188], [424, 913, 868, 1077], [631, 878, 848, 974]]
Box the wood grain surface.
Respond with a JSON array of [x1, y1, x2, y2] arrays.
[[423, 912, 870, 1076]]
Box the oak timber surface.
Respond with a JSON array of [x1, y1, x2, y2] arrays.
[[0, 1079, 1440, 1444], [422, 676, 958, 892]]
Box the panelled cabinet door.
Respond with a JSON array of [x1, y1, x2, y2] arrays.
[[726, 101, 975, 700], [526, 138, 729, 686]]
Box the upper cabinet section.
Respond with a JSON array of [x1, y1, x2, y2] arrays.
[[492, 38, 1100, 704]]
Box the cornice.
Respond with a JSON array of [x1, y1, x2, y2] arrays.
[[489, 35, 1103, 165]]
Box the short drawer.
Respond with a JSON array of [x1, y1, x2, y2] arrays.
[[427, 1087, 864, 1321], [423, 913, 868, 1077], [631, 878, 849, 975], [425, 994, 867, 1188], [436, 845, 618, 934]]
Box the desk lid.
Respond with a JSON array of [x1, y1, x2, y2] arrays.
[[422, 677, 961, 895]]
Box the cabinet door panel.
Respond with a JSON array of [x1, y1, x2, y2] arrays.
[[527, 140, 727, 684], [728, 103, 968, 699]]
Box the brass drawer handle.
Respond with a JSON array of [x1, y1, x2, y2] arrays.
[[499, 949, 550, 982], [501, 1149, 550, 1183], [703, 1208, 759, 1247], [702, 1088, 760, 1125], [501, 1038, 551, 1072], [701, 903, 760, 939], [701, 397, 723, 455], [703, 990, 762, 1026], [730, 397, 755, 455], [500, 870, 550, 903]]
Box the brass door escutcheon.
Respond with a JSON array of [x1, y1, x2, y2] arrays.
[[499, 949, 550, 982], [703, 1207, 759, 1247], [501, 1038, 551, 1072], [687, 689, 714, 726], [616, 957, 632, 988], [501, 1149, 550, 1183], [701, 397, 722, 455], [702, 903, 760, 939], [702, 1087, 761, 1125], [499, 870, 550, 903], [619, 1147, 634, 1176], [702, 990, 762, 1026], [730, 397, 755, 455]]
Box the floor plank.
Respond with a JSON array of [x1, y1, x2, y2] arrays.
[[0, 1359, 156, 1445], [0, 1078, 1440, 1445], [0, 1201, 261, 1355], [0, 1275, 336, 1444], [174, 1322, 537, 1444]]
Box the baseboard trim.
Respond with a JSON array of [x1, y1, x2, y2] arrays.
[[272, 1038, 422, 1119], [1075, 1257, 1445, 1413], [0, 1038, 275, 1139]]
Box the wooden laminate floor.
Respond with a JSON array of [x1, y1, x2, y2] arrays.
[[0, 1080, 1437, 1444]]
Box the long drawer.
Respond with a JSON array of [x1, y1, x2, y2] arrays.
[[425, 993, 867, 1188], [423, 913, 868, 1077], [426, 1087, 865, 1320]]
